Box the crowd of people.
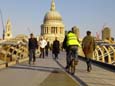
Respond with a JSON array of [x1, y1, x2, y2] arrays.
[[28, 26, 96, 73], [28, 33, 61, 64]]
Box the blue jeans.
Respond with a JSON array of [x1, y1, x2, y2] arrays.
[[67, 45, 78, 68], [29, 49, 36, 63]]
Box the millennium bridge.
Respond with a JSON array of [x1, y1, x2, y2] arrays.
[[0, 37, 115, 86]]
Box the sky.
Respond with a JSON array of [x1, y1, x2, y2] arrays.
[[0, 0, 115, 39]]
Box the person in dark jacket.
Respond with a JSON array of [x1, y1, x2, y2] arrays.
[[62, 33, 69, 69], [52, 37, 60, 59], [45, 38, 49, 57], [28, 33, 38, 65]]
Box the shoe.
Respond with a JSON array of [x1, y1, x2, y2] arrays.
[[87, 68, 91, 72], [87, 70, 90, 72], [65, 66, 69, 69], [66, 68, 69, 73], [33, 62, 35, 65], [71, 72, 74, 75]]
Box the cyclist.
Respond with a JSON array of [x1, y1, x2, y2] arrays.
[[64, 26, 81, 74]]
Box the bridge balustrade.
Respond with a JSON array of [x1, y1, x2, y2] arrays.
[[93, 45, 115, 64], [0, 41, 28, 64]]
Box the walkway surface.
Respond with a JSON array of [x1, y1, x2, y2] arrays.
[[58, 52, 115, 86], [0, 51, 115, 86]]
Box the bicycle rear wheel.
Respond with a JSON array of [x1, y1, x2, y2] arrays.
[[70, 59, 76, 75]]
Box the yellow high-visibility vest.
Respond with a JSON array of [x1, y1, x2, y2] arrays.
[[67, 32, 81, 47]]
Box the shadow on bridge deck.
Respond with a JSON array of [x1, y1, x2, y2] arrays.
[[40, 70, 78, 86], [0, 51, 115, 86]]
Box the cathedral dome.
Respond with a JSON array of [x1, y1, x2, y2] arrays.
[[41, 0, 65, 43], [43, 0, 62, 23], [44, 11, 62, 22]]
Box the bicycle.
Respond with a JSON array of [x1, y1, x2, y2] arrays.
[[67, 50, 78, 75]]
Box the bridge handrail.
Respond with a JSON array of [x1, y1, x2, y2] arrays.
[[79, 56, 115, 71]]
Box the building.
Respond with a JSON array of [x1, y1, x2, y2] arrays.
[[102, 27, 111, 40], [4, 19, 12, 40], [41, 0, 65, 44]]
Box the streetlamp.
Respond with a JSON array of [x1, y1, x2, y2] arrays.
[[0, 9, 5, 40]]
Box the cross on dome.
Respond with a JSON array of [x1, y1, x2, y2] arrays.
[[50, 0, 56, 11]]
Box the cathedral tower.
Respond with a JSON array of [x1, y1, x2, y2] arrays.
[[4, 19, 12, 40]]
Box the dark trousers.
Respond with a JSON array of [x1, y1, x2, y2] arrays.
[[86, 58, 92, 72], [45, 48, 48, 56], [67, 45, 78, 68], [29, 49, 36, 63], [54, 53, 59, 59], [40, 48, 45, 58]]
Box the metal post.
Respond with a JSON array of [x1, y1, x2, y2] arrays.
[[0, 9, 5, 40]]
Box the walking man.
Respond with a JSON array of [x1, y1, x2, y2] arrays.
[[82, 31, 96, 72], [28, 33, 38, 65], [45, 38, 49, 57], [52, 37, 60, 59]]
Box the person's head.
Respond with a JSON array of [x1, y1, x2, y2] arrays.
[[40, 36, 43, 40], [86, 31, 91, 36], [71, 26, 77, 33], [30, 33, 34, 38]]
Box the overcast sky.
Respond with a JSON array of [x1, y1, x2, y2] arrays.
[[0, 0, 115, 39]]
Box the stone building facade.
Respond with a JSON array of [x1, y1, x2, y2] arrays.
[[4, 19, 12, 40], [41, 0, 65, 44], [102, 27, 111, 40]]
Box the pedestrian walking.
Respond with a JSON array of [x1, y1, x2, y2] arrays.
[[45, 38, 49, 57], [52, 37, 60, 59], [28, 33, 38, 65], [82, 31, 96, 72], [39, 36, 47, 58], [62, 31, 69, 69]]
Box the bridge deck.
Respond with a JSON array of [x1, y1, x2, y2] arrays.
[[0, 52, 115, 86], [59, 52, 115, 86]]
